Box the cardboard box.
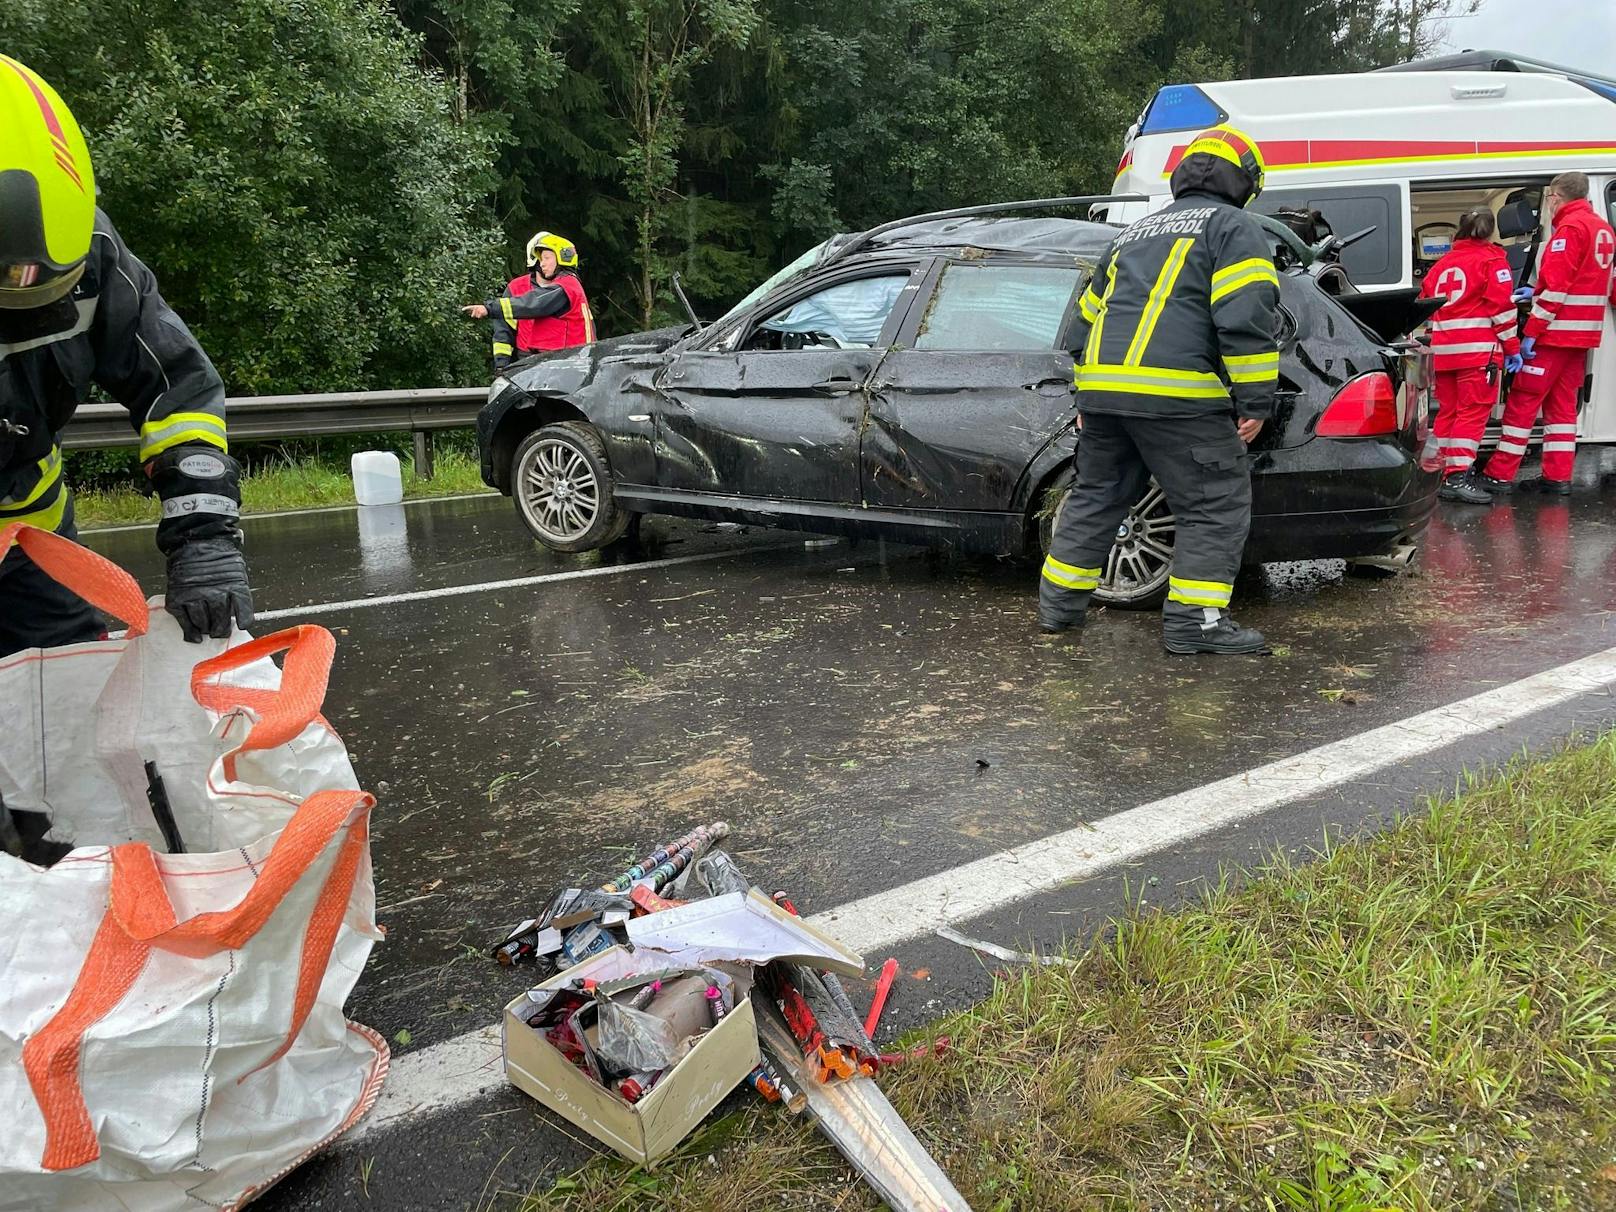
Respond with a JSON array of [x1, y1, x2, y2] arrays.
[[502, 946, 761, 1166]]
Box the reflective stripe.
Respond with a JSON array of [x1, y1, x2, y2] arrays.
[[1078, 290, 1101, 323], [1430, 317, 1492, 331], [1538, 290, 1569, 303], [1210, 257, 1274, 290], [1495, 439, 1529, 455], [1433, 341, 1500, 354], [499, 297, 515, 326], [1223, 350, 1279, 384], [1085, 259, 1121, 367], [1041, 556, 1101, 591], [0, 448, 67, 531], [1167, 576, 1233, 608], [1548, 318, 1604, 331], [1124, 238, 1194, 366], [1443, 438, 1481, 451], [0, 298, 96, 362], [1077, 363, 1228, 398], [1564, 293, 1610, 306], [1490, 311, 1517, 326], [1209, 264, 1279, 307], [1544, 425, 1578, 435], [160, 493, 240, 520], [1501, 426, 1533, 438], [1542, 441, 1577, 452], [1530, 302, 1555, 321], [137, 411, 228, 461], [1496, 325, 1518, 340], [492, 342, 514, 356]]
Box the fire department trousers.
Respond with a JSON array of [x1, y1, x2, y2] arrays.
[[1039, 410, 1252, 631], [1432, 367, 1494, 477], [1485, 346, 1587, 484], [0, 495, 103, 659]]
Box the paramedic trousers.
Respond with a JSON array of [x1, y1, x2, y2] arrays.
[[1486, 346, 1587, 484], [1432, 367, 1494, 477], [0, 495, 103, 659], [1039, 410, 1252, 631]]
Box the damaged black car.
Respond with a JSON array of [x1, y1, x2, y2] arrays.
[[476, 199, 1442, 606]]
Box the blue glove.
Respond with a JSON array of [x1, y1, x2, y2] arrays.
[[1521, 337, 1536, 361], [1511, 286, 1534, 304], [1504, 353, 1523, 374]]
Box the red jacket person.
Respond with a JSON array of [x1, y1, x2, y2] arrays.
[[463, 231, 595, 370], [1481, 173, 1616, 493]]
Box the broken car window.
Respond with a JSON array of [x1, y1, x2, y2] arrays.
[[753, 274, 909, 350], [912, 264, 1082, 351]]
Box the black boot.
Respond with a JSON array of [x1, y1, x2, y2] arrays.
[[1164, 607, 1269, 655], [1536, 479, 1572, 496], [1039, 609, 1085, 635], [1438, 472, 1493, 504], [1475, 473, 1515, 495]]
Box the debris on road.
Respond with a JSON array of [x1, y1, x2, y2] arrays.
[[495, 825, 973, 1209], [936, 925, 1076, 967]]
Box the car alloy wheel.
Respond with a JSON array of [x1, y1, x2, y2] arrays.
[[518, 435, 603, 544], [1096, 479, 1175, 608]]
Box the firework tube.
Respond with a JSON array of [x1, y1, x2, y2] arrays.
[[600, 821, 729, 893]]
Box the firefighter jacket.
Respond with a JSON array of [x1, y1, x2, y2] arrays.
[[1524, 198, 1616, 350], [1417, 238, 1520, 370], [0, 211, 232, 546], [488, 270, 595, 368], [1070, 191, 1281, 419]]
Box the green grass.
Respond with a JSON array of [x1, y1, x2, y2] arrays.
[[514, 734, 1616, 1212], [71, 449, 493, 529]]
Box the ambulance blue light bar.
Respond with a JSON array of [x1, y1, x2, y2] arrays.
[[1138, 85, 1227, 136]]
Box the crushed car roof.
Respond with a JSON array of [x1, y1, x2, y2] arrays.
[[851, 216, 1118, 263]]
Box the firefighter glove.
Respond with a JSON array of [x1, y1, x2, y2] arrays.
[[166, 536, 253, 642]]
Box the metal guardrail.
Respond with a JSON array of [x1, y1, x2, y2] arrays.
[[61, 387, 487, 478]]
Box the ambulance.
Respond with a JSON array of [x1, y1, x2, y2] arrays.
[[1104, 51, 1616, 443]]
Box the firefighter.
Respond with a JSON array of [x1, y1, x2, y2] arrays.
[[1480, 172, 1616, 494], [462, 231, 595, 369], [0, 56, 252, 659], [1039, 125, 1280, 655], [1417, 208, 1521, 503]]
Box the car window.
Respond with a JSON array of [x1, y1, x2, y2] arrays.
[[912, 264, 1083, 351], [713, 239, 832, 330], [751, 274, 909, 350]]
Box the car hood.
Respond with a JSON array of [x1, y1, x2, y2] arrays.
[[506, 325, 689, 394]]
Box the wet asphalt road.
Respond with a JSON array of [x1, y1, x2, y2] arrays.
[[81, 479, 1616, 1211]]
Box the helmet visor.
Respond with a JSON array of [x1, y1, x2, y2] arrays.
[[0, 258, 82, 309]]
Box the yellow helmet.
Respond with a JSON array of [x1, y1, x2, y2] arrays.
[[1182, 125, 1266, 205], [0, 56, 95, 309], [526, 230, 578, 270]]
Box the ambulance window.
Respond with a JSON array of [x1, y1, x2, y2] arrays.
[[1257, 186, 1401, 287], [1409, 181, 1546, 288]]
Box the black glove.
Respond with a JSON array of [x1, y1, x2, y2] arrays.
[[166, 536, 254, 641], [145, 445, 253, 641]]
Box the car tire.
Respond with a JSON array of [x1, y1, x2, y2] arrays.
[[511, 422, 630, 552], [1039, 478, 1175, 611]]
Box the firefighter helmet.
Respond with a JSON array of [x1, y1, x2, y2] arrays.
[[526, 230, 579, 270], [1181, 126, 1266, 205], [0, 56, 96, 309]]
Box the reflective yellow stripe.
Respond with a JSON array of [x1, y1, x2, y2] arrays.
[[1085, 259, 1121, 368], [0, 448, 67, 532], [1124, 237, 1194, 367], [1223, 350, 1280, 384], [500, 297, 515, 326], [138, 411, 228, 461], [1041, 556, 1101, 591], [1167, 576, 1233, 607], [492, 342, 514, 356], [1211, 257, 1273, 288], [1077, 362, 1229, 399], [3, 447, 62, 510], [1078, 289, 1101, 323], [1210, 267, 1279, 307]]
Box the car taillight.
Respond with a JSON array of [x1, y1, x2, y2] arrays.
[[1316, 372, 1399, 437]]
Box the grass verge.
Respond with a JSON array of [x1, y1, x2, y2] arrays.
[[517, 734, 1616, 1212], [71, 450, 493, 529]]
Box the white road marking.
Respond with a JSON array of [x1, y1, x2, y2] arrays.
[[253, 545, 792, 621], [346, 645, 1616, 1144]]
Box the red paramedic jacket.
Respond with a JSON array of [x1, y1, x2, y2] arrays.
[[510, 271, 594, 351], [1523, 197, 1616, 350], [1418, 238, 1520, 371]]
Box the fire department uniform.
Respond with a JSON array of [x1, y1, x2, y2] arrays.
[[487, 268, 594, 369], [1485, 197, 1616, 485], [1417, 237, 1519, 478], [0, 56, 251, 660], [1040, 126, 1279, 654]]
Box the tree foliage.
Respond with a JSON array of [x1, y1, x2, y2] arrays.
[[5, 0, 1477, 390]]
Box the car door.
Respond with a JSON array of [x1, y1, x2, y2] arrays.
[[651, 268, 922, 502], [864, 258, 1084, 512]]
